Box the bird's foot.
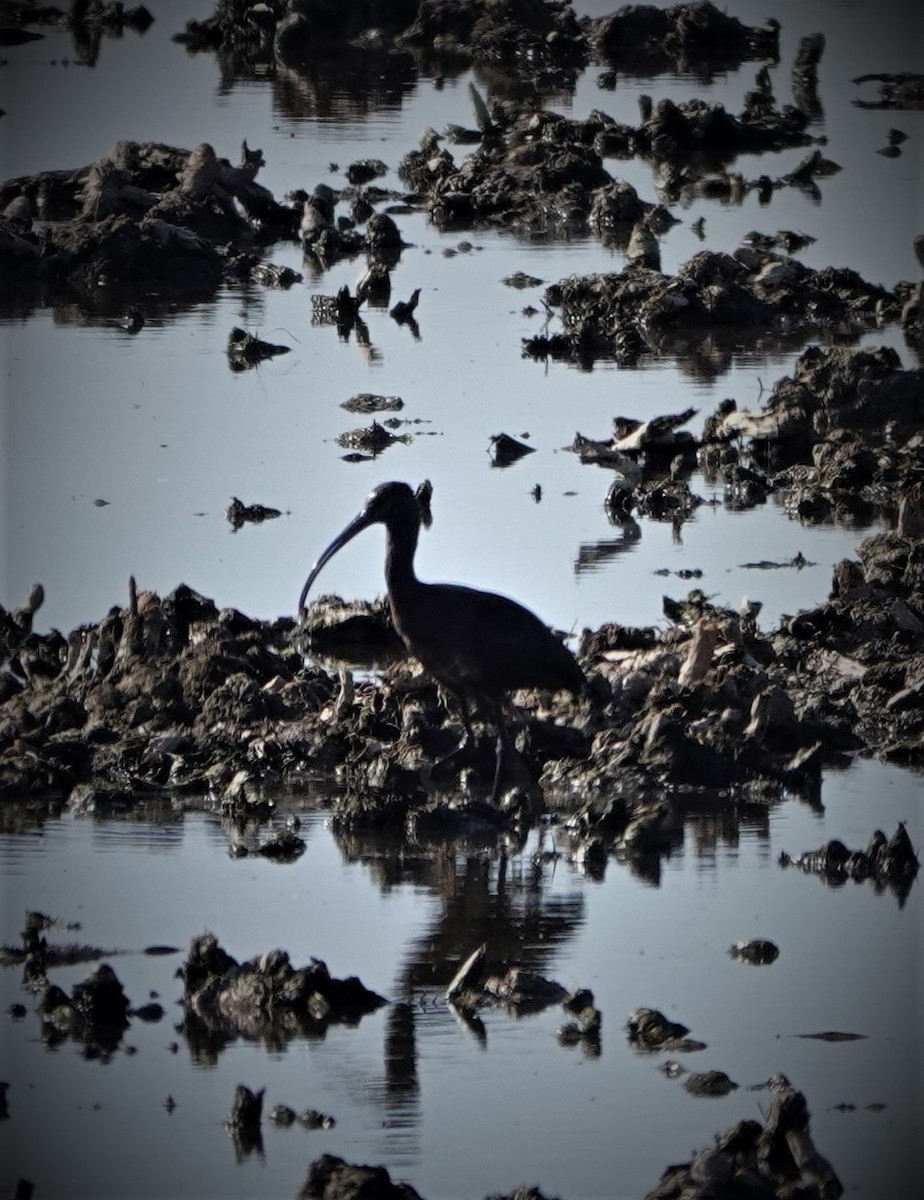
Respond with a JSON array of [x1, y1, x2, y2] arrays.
[[431, 729, 505, 785], [430, 737, 479, 782]]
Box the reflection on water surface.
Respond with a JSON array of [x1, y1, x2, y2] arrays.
[[1, 759, 920, 1199], [1, 1, 922, 1197]]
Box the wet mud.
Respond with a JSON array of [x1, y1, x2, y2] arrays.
[[3, 395, 921, 819], [2, 1, 923, 1197]]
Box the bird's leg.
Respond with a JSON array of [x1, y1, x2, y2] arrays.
[[488, 699, 513, 804], [454, 691, 476, 753], [431, 690, 479, 778]]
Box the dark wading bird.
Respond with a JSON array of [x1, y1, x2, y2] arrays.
[[298, 481, 586, 801]]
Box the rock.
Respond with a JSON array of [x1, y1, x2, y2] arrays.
[[226, 328, 290, 372], [644, 1080, 841, 1198], [178, 933, 386, 1056], [627, 1006, 699, 1052], [780, 823, 919, 901], [729, 938, 780, 965], [683, 1069, 738, 1097], [297, 1153, 423, 1200]]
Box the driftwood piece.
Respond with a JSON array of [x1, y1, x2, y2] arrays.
[[677, 621, 719, 687], [115, 576, 143, 664], [612, 407, 697, 453], [446, 944, 486, 1002], [572, 433, 644, 483]]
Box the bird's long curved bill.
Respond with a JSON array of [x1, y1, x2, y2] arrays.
[[297, 510, 373, 615]]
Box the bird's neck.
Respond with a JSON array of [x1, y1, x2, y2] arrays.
[[383, 516, 420, 597]]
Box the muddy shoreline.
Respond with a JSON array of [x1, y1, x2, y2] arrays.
[[3, 340, 921, 1199], [3, 365, 922, 814]]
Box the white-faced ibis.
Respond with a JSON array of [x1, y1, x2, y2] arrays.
[[298, 481, 585, 801]]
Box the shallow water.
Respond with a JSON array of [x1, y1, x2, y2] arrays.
[[1, 0, 923, 1196], [1, 758, 921, 1199]]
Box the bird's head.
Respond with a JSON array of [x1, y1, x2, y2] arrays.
[[358, 480, 417, 525], [297, 481, 430, 615]]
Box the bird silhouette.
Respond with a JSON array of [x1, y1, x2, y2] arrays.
[[298, 482, 585, 800]]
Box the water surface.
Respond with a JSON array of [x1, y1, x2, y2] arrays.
[[1, 2, 922, 1196], [1, 758, 921, 1199]]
